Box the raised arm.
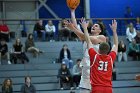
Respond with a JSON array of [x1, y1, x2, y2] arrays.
[[67, 21, 106, 44], [80, 18, 92, 49], [110, 20, 118, 54], [70, 9, 78, 29]]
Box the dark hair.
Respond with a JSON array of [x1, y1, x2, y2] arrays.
[[2, 78, 12, 88], [77, 59, 81, 62], [99, 42, 110, 54], [28, 33, 33, 40], [63, 44, 68, 48], [97, 22, 105, 35], [25, 76, 31, 82], [14, 38, 21, 45]]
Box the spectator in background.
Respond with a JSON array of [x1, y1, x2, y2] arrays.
[[0, 39, 11, 65], [59, 44, 73, 69], [72, 59, 81, 89], [124, 6, 134, 25], [45, 20, 56, 42], [0, 21, 10, 42], [10, 38, 29, 64], [21, 76, 36, 93], [58, 62, 73, 90], [135, 17, 140, 44], [118, 40, 127, 62], [58, 19, 71, 41], [33, 20, 46, 41], [2, 78, 13, 93], [25, 34, 43, 58], [135, 17, 140, 33], [128, 39, 140, 61], [126, 22, 137, 42]]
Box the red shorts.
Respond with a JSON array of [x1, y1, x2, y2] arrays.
[[91, 86, 112, 93]]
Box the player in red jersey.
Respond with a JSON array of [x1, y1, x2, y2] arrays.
[[80, 18, 118, 93]]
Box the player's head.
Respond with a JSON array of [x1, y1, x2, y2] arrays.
[[91, 23, 104, 35], [99, 42, 110, 55]]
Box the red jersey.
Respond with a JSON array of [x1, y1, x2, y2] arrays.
[[0, 25, 9, 32], [89, 48, 116, 87]]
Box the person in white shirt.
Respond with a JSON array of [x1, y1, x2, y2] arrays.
[[126, 22, 137, 42], [45, 20, 56, 42]]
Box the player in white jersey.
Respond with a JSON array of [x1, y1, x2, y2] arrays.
[[66, 9, 106, 93]]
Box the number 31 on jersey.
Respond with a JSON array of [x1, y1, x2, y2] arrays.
[[98, 61, 108, 71]]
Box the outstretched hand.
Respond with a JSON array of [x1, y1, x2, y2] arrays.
[[109, 19, 117, 32], [79, 17, 89, 30], [65, 20, 76, 30]]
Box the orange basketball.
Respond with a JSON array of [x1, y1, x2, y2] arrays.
[[66, 0, 80, 9]]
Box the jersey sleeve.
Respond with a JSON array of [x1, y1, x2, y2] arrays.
[[109, 51, 117, 63], [88, 48, 97, 64]]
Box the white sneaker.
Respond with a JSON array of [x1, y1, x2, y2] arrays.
[[76, 87, 80, 90], [70, 87, 74, 90], [60, 87, 64, 90], [8, 61, 12, 64]]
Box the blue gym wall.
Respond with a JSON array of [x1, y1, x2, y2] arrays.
[[90, 0, 140, 18], [39, 0, 84, 18]]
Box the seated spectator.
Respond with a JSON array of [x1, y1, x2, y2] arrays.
[[135, 32, 140, 44], [128, 39, 140, 60], [59, 44, 73, 69], [126, 22, 137, 42], [33, 20, 46, 41], [2, 78, 13, 93], [0, 21, 10, 42], [25, 34, 43, 57], [45, 20, 56, 42], [58, 62, 73, 90], [72, 59, 81, 89], [118, 40, 127, 62], [0, 39, 11, 65], [58, 19, 71, 41], [10, 38, 29, 64], [135, 17, 140, 33], [71, 24, 81, 41], [134, 17, 140, 44], [21, 76, 36, 93]]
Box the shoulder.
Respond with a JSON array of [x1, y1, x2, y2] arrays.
[[97, 35, 106, 42]]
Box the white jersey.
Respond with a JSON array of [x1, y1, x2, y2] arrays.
[[79, 41, 99, 89]]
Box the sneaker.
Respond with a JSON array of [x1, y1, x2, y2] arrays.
[[8, 61, 12, 64], [60, 87, 64, 90], [76, 87, 80, 90], [70, 87, 74, 90]]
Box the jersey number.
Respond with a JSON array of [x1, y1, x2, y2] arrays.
[[98, 61, 108, 71]]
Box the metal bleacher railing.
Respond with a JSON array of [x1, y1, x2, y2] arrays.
[[1, 18, 136, 38]]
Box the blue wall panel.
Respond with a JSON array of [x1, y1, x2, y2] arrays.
[[39, 0, 84, 18], [90, 0, 140, 18]]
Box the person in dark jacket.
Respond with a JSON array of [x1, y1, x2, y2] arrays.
[[33, 20, 46, 41], [10, 38, 29, 64], [59, 44, 73, 69], [58, 62, 73, 90], [25, 34, 43, 57], [118, 40, 127, 62], [2, 78, 13, 93], [21, 76, 36, 93]]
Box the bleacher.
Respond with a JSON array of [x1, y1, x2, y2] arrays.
[[0, 41, 140, 93]]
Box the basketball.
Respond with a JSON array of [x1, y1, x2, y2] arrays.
[[66, 0, 80, 9], [135, 74, 140, 81]]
